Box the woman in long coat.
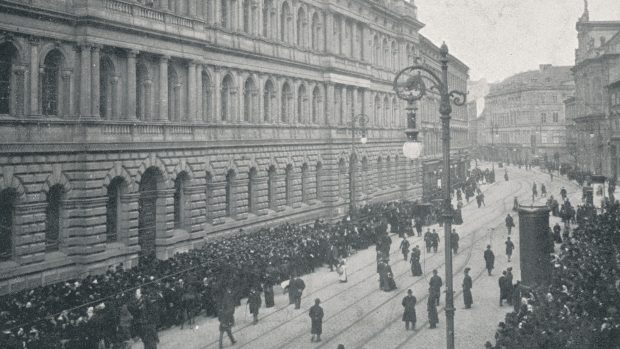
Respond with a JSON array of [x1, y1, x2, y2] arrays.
[[462, 268, 473, 309], [401, 290, 417, 330], [410, 247, 423, 276], [427, 296, 439, 329]]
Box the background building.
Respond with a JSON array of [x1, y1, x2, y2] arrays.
[[478, 65, 574, 167], [572, 6, 620, 178], [0, 0, 468, 293]]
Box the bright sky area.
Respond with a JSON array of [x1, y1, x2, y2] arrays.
[[414, 0, 620, 82]]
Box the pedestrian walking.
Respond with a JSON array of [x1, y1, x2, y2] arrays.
[[498, 271, 508, 306], [505, 237, 515, 262], [424, 229, 432, 253], [309, 298, 324, 342], [451, 229, 459, 255], [427, 296, 439, 329], [400, 237, 410, 261], [505, 214, 515, 235], [541, 183, 547, 197], [506, 267, 514, 305], [429, 269, 443, 306], [431, 229, 440, 253], [484, 245, 495, 276], [532, 182, 538, 200], [337, 259, 348, 283], [218, 304, 236, 348], [401, 289, 417, 330], [248, 287, 261, 325], [291, 276, 306, 309], [463, 268, 473, 309], [410, 246, 423, 276]]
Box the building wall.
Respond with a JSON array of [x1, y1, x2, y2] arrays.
[[0, 0, 469, 294]]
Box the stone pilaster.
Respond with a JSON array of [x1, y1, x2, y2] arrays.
[[79, 43, 92, 118], [159, 55, 169, 121], [126, 50, 138, 120]]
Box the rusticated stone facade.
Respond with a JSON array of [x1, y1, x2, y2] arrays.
[[0, 0, 468, 294]]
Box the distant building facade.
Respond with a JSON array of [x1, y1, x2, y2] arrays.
[[0, 0, 468, 293], [479, 65, 574, 166], [572, 6, 620, 177]]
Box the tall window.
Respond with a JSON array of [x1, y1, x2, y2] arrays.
[[285, 164, 293, 206], [297, 84, 306, 123], [297, 7, 306, 47], [264, 80, 275, 122], [0, 189, 16, 261], [42, 50, 63, 116], [242, 0, 251, 33], [262, 0, 272, 37], [248, 167, 257, 214], [280, 2, 291, 42], [100, 56, 116, 119], [311, 13, 321, 51], [0, 42, 20, 116], [281, 82, 291, 122], [312, 86, 320, 124], [334, 86, 342, 124], [375, 95, 381, 125], [168, 66, 180, 121], [46, 185, 64, 252], [106, 178, 124, 243], [553, 112, 559, 122], [221, 0, 229, 28], [243, 78, 255, 122], [174, 172, 189, 229], [136, 62, 149, 120], [373, 35, 380, 66], [315, 162, 323, 200], [225, 170, 236, 217], [202, 72, 211, 122], [384, 96, 390, 126], [333, 15, 342, 55], [541, 113, 546, 123], [268, 166, 276, 209], [392, 97, 399, 127], [221, 74, 234, 121]]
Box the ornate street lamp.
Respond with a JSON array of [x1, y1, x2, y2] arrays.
[[393, 43, 466, 349], [349, 113, 369, 218]]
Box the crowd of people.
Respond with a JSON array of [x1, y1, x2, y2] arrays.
[[490, 200, 620, 348], [0, 200, 430, 349]]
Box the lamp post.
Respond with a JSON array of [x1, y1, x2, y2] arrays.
[[393, 43, 466, 349], [348, 113, 368, 218]]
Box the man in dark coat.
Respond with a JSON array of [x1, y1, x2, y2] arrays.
[[292, 276, 306, 309], [484, 245, 495, 276], [218, 287, 237, 348], [309, 298, 324, 342], [402, 289, 417, 330], [505, 237, 515, 262], [462, 268, 473, 309], [505, 214, 515, 235], [424, 229, 433, 253], [429, 269, 443, 305], [431, 229, 440, 253], [499, 271, 508, 306], [505, 267, 514, 305], [427, 296, 439, 329], [248, 287, 261, 324], [141, 322, 159, 349], [400, 238, 410, 261], [451, 229, 459, 255]]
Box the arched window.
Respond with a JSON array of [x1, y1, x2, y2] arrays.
[[285, 164, 293, 206], [202, 72, 212, 122], [221, 74, 234, 121], [100, 56, 117, 119], [373, 35, 380, 66], [356, 23, 363, 59], [136, 62, 150, 120], [312, 86, 321, 124], [221, 0, 230, 28], [311, 12, 321, 51], [301, 163, 309, 203], [262, 0, 272, 37], [346, 88, 353, 122], [267, 165, 276, 209], [225, 169, 236, 217], [248, 167, 257, 214], [174, 172, 189, 230], [383, 38, 389, 68], [46, 185, 64, 252], [375, 95, 381, 125], [391, 41, 398, 70], [281, 82, 291, 122], [242, 0, 251, 34], [243, 77, 255, 122], [315, 162, 323, 200], [392, 97, 399, 127], [297, 84, 306, 123], [263, 79, 275, 122], [384, 96, 390, 126], [0, 42, 23, 116], [333, 15, 342, 55], [168, 66, 180, 121], [206, 172, 213, 221], [280, 2, 291, 42], [0, 188, 17, 261], [42, 50, 64, 116], [346, 20, 353, 57], [106, 178, 125, 243], [334, 86, 342, 124], [338, 158, 346, 199], [297, 7, 306, 47]]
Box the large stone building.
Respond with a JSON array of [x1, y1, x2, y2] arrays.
[[478, 65, 574, 166], [572, 5, 620, 178], [0, 0, 469, 293]]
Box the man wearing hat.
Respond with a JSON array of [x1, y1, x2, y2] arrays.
[[484, 245, 495, 276], [309, 298, 324, 342], [462, 268, 473, 309], [401, 289, 417, 330], [429, 269, 443, 306]]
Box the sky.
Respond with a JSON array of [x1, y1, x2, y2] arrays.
[[414, 0, 620, 83]]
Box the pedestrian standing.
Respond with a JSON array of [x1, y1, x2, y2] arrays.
[[505, 214, 515, 235], [505, 237, 515, 262], [424, 229, 432, 253], [400, 237, 410, 261], [451, 229, 459, 255], [462, 268, 473, 309], [484, 245, 495, 276], [506, 267, 514, 305], [427, 296, 439, 329], [410, 246, 423, 276], [337, 259, 348, 283], [248, 287, 261, 325], [429, 269, 443, 306], [431, 229, 440, 253], [292, 276, 306, 309], [498, 271, 507, 307], [401, 289, 417, 330], [309, 298, 324, 342]]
